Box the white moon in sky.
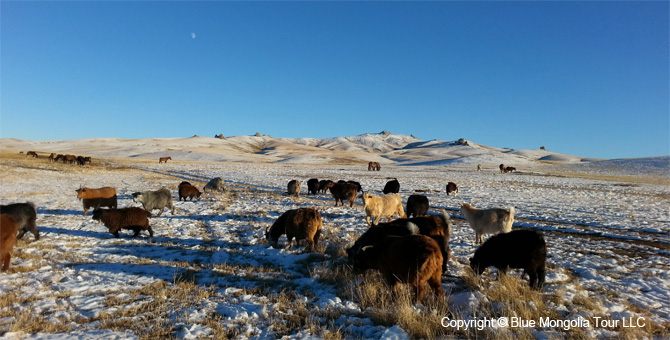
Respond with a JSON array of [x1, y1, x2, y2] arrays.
[[191, 33, 196, 39]]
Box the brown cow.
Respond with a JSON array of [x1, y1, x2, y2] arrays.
[[76, 187, 117, 216], [159, 157, 172, 164], [0, 214, 18, 271]]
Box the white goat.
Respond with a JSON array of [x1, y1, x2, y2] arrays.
[[361, 192, 407, 226], [460, 203, 515, 245]]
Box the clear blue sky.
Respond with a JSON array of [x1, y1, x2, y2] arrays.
[[1, 1, 668, 159]]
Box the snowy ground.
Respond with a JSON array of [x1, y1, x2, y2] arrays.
[[0, 155, 668, 339]]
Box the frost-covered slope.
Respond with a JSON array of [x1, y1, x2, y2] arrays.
[[0, 131, 633, 167]]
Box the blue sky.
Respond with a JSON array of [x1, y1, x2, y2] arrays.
[[1, 1, 668, 159]]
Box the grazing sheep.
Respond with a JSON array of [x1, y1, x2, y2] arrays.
[[159, 157, 172, 163], [460, 203, 515, 245], [361, 192, 406, 226], [307, 178, 319, 195], [0, 214, 18, 271], [352, 234, 443, 302], [92, 208, 153, 238], [347, 210, 452, 273], [132, 188, 175, 216], [265, 208, 322, 252], [76, 187, 117, 216], [329, 182, 358, 207], [383, 179, 400, 194], [318, 180, 335, 194], [287, 180, 302, 196], [203, 177, 226, 193], [178, 182, 201, 201], [470, 229, 547, 290], [406, 195, 429, 218], [446, 182, 459, 196], [0, 202, 39, 240]]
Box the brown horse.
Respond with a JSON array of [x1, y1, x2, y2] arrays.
[[159, 157, 172, 164]]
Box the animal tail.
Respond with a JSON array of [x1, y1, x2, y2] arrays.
[[504, 206, 516, 232], [406, 222, 420, 235], [438, 209, 452, 236]]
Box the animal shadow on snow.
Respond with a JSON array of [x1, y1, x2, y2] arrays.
[[66, 239, 293, 289], [39, 226, 112, 240], [38, 208, 82, 216]]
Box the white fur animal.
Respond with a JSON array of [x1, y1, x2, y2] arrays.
[[460, 203, 515, 245], [361, 192, 407, 226]]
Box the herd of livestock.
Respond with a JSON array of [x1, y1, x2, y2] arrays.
[[23, 151, 92, 166], [0, 158, 546, 304]]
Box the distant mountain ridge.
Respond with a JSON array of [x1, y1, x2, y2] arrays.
[[0, 131, 612, 166]]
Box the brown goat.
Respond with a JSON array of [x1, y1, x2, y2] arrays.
[[178, 183, 202, 201], [329, 182, 358, 207], [0, 214, 18, 271], [76, 187, 117, 216], [352, 234, 443, 302], [265, 208, 322, 252], [81, 196, 118, 216], [92, 208, 153, 238], [76, 187, 116, 200]]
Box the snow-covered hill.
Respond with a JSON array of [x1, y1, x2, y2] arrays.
[[0, 132, 599, 167]]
